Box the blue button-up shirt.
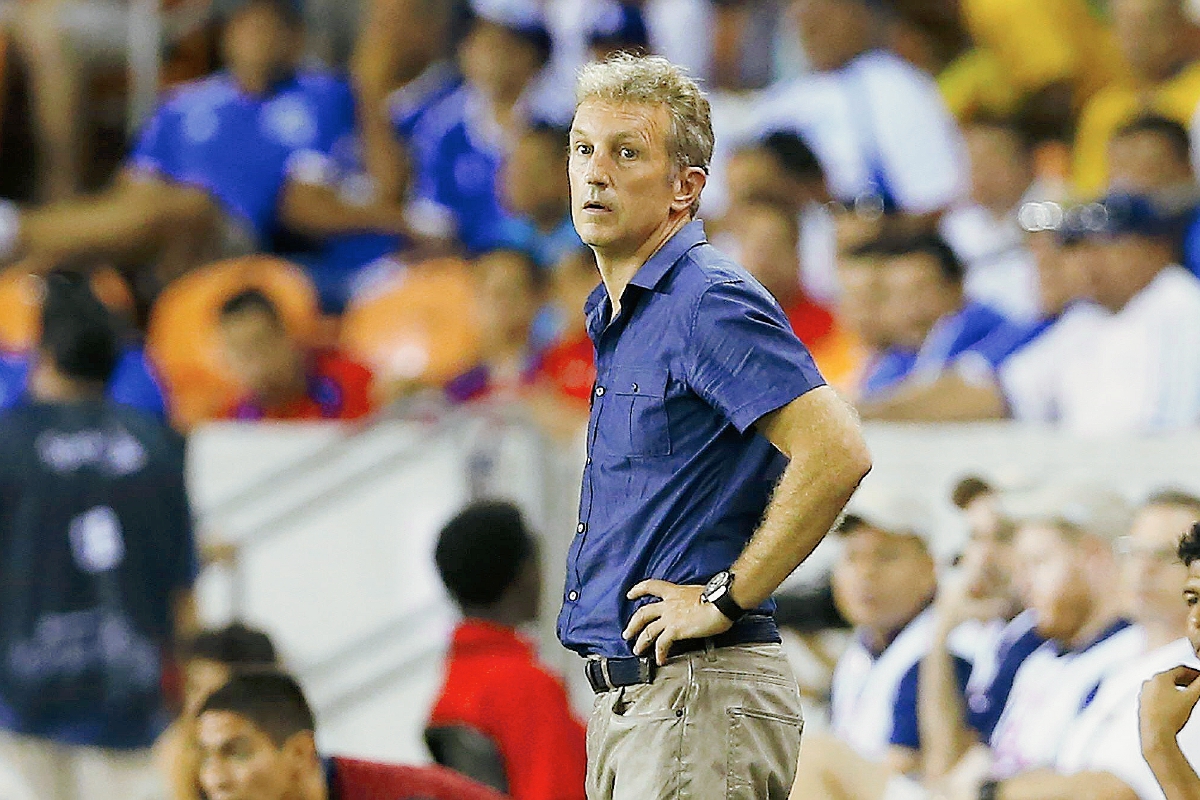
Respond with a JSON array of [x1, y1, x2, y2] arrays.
[[557, 221, 826, 658]]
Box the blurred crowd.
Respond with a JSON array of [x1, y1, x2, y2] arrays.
[[0, 0, 1198, 434]]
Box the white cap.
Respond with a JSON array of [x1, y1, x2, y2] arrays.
[[1001, 483, 1132, 543], [840, 483, 935, 550]]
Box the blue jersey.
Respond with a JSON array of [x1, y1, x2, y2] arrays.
[[420, 86, 521, 255], [0, 349, 167, 421], [128, 71, 356, 244]]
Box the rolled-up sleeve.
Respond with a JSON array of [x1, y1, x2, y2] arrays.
[[684, 279, 826, 433]]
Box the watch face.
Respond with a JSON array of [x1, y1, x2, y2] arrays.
[[704, 571, 730, 597]]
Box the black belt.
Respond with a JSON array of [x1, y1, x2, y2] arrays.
[[584, 625, 779, 693]]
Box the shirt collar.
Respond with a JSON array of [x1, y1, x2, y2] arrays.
[[452, 618, 534, 656], [628, 219, 708, 292], [1049, 617, 1133, 656]]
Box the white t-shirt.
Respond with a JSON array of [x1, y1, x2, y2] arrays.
[[831, 608, 974, 762], [940, 204, 1039, 323], [750, 50, 967, 214], [989, 622, 1146, 778], [1057, 637, 1200, 800]]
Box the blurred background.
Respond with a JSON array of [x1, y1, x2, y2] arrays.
[[2, 0, 1200, 785]]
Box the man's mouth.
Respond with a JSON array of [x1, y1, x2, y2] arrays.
[[582, 200, 611, 212]]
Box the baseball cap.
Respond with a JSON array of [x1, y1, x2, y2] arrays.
[[470, 0, 553, 62], [838, 485, 936, 551], [1002, 483, 1132, 543], [1059, 193, 1179, 242], [588, 3, 650, 52]]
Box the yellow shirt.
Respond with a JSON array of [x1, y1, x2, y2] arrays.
[[1073, 60, 1200, 197], [941, 0, 1128, 119]]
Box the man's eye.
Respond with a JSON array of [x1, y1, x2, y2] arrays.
[[620, 147, 637, 159], [574, 143, 592, 155]]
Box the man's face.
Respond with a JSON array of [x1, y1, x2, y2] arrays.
[[1112, 0, 1183, 80], [1014, 523, 1096, 643], [965, 125, 1031, 212], [1109, 131, 1194, 194], [724, 149, 803, 212], [460, 21, 542, 102], [197, 711, 295, 800], [1032, 234, 1092, 316], [879, 253, 960, 351], [1120, 504, 1196, 630], [1089, 235, 1170, 312], [1184, 560, 1200, 656], [732, 205, 800, 301], [504, 132, 568, 220], [219, 309, 303, 402], [958, 495, 1017, 604], [832, 526, 936, 635], [474, 251, 541, 343], [222, 2, 297, 93], [836, 257, 888, 346], [791, 0, 871, 72], [569, 100, 684, 259]]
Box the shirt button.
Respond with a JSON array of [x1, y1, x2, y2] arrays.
[[595, 386, 605, 397], [577, 523, 586, 533], [586, 457, 592, 465], [568, 591, 579, 601]]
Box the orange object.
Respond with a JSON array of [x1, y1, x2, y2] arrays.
[[340, 258, 481, 393], [0, 265, 136, 352], [146, 255, 320, 428]]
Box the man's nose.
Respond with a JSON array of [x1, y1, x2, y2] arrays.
[[583, 153, 611, 186]]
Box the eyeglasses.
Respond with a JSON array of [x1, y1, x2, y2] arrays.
[[1114, 536, 1181, 564]]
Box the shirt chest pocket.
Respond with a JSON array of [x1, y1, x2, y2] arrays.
[[606, 368, 672, 459]]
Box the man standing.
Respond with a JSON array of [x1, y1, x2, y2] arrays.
[[0, 274, 198, 800], [558, 53, 872, 800]]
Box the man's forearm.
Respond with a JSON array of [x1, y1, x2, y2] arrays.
[[731, 387, 870, 608], [279, 181, 408, 239], [1144, 737, 1200, 800], [920, 622, 975, 780], [858, 374, 1007, 422], [994, 769, 1139, 800]]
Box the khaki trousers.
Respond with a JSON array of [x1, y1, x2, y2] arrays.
[[0, 730, 165, 800], [586, 643, 804, 800]]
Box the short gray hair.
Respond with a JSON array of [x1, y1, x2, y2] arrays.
[[576, 53, 714, 201]]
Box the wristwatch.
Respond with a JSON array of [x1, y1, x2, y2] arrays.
[[701, 570, 747, 622]]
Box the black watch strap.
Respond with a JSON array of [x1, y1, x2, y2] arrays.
[[712, 589, 747, 622], [704, 571, 748, 622]]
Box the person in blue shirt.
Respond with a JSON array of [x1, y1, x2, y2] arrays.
[[496, 123, 582, 271], [0, 0, 413, 287], [418, 3, 559, 254], [561, 53, 871, 800], [857, 232, 1014, 400], [0, 273, 197, 800]]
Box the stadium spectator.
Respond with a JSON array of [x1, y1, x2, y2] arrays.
[[860, 194, 1200, 432], [444, 249, 545, 405], [497, 123, 583, 270], [1107, 115, 1200, 279], [919, 477, 1041, 783], [857, 234, 1011, 400], [0, 0, 413, 289], [834, 245, 892, 398], [1140, 520, 1200, 800], [1073, 0, 1200, 197], [156, 624, 280, 800], [723, 130, 838, 304], [537, 248, 597, 403], [727, 198, 862, 391], [800, 489, 966, 781], [196, 671, 505, 800], [0, 273, 168, 420], [218, 289, 374, 421], [586, 2, 651, 63], [429, 500, 586, 799], [939, 0, 1128, 143], [0, 273, 197, 800], [418, 2, 558, 255], [752, 0, 967, 228], [939, 117, 1042, 322]]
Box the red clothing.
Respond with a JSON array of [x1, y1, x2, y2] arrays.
[[226, 350, 374, 421], [329, 756, 505, 800], [783, 293, 835, 349], [428, 620, 587, 800], [534, 332, 595, 404]]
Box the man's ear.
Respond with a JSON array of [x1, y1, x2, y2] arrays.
[[672, 166, 707, 216], [282, 730, 319, 772]]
